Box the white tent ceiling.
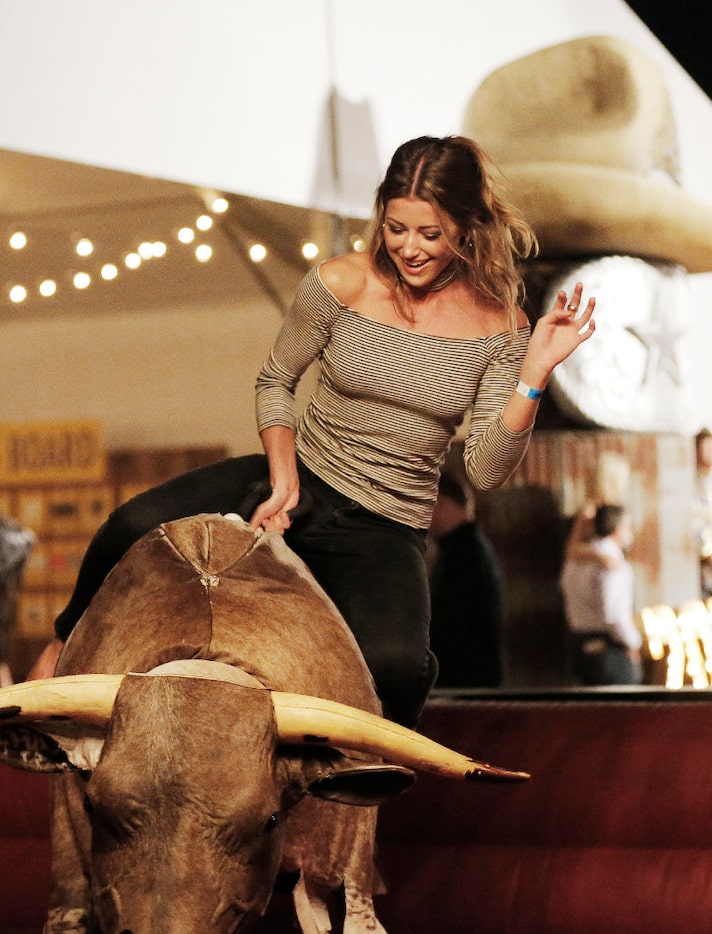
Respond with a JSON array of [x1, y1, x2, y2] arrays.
[[0, 0, 710, 320], [2, 0, 712, 207]]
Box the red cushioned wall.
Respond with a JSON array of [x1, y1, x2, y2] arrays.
[[0, 763, 52, 933], [3, 700, 712, 933], [376, 699, 712, 934]]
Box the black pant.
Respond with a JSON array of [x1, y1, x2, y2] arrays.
[[55, 455, 437, 727], [570, 633, 642, 686]]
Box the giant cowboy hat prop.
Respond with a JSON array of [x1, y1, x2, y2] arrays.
[[463, 35, 712, 274]]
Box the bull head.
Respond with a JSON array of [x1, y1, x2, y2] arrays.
[[0, 670, 528, 932], [0, 673, 529, 783]]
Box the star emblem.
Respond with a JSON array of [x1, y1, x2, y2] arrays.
[[624, 293, 683, 388]]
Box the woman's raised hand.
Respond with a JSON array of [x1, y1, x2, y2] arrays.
[[527, 282, 596, 381]]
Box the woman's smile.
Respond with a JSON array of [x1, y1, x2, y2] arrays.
[[384, 196, 461, 288]]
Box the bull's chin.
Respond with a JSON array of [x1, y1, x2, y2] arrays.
[[0, 675, 529, 782]]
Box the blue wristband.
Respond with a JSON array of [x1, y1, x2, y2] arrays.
[[516, 379, 544, 400]]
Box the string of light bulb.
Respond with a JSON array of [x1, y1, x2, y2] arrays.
[[4, 197, 225, 306], [4, 193, 369, 308]]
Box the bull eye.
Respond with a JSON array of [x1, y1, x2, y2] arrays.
[[82, 787, 144, 847], [264, 813, 279, 834]]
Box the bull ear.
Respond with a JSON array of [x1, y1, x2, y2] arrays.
[[0, 722, 77, 773], [307, 762, 416, 806], [0, 721, 106, 772]]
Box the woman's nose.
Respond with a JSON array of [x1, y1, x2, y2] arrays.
[[402, 232, 419, 255]]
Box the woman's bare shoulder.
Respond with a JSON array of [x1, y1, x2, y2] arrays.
[[319, 253, 374, 306]]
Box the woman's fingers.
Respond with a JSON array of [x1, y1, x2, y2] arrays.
[[260, 511, 292, 534], [249, 491, 297, 533], [565, 281, 584, 313]]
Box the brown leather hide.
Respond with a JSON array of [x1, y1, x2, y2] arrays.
[[48, 514, 383, 931], [57, 514, 379, 714]]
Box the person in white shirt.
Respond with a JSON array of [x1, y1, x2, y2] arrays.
[[560, 504, 643, 686]]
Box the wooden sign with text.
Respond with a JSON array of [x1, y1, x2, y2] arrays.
[[0, 419, 106, 485]]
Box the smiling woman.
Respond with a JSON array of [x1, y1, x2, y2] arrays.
[[29, 135, 595, 732]]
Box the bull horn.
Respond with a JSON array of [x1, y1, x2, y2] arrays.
[[271, 692, 529, 783], [0, 674, 124, 726]]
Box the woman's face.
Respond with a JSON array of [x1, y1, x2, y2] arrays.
[[383, 197, 462, 289]]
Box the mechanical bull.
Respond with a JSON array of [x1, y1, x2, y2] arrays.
[[0, 513, 528, 933]]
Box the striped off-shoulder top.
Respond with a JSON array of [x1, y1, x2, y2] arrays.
[[255, 264, 532, 529]]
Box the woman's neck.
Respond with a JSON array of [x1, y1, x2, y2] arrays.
[[402, 262, 458, 296]]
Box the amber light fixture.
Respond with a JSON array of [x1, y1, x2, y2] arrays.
[[641, 598, 712, 688]]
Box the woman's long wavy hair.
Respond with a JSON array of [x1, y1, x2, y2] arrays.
[[369, 135, 537, 332]]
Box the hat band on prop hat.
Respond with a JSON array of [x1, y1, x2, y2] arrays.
[[463, 35, 712, 274]]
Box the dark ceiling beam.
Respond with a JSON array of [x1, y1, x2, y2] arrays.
[[625, 1, 712, 99]]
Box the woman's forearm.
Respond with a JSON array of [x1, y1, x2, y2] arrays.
[[249, 425, 300, 531], [261, 425, 299, 492]]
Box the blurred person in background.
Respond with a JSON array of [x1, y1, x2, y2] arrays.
[[428, 471, 503, 687], [693, 428, 712, 598], [560, 503, 642, 686]]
